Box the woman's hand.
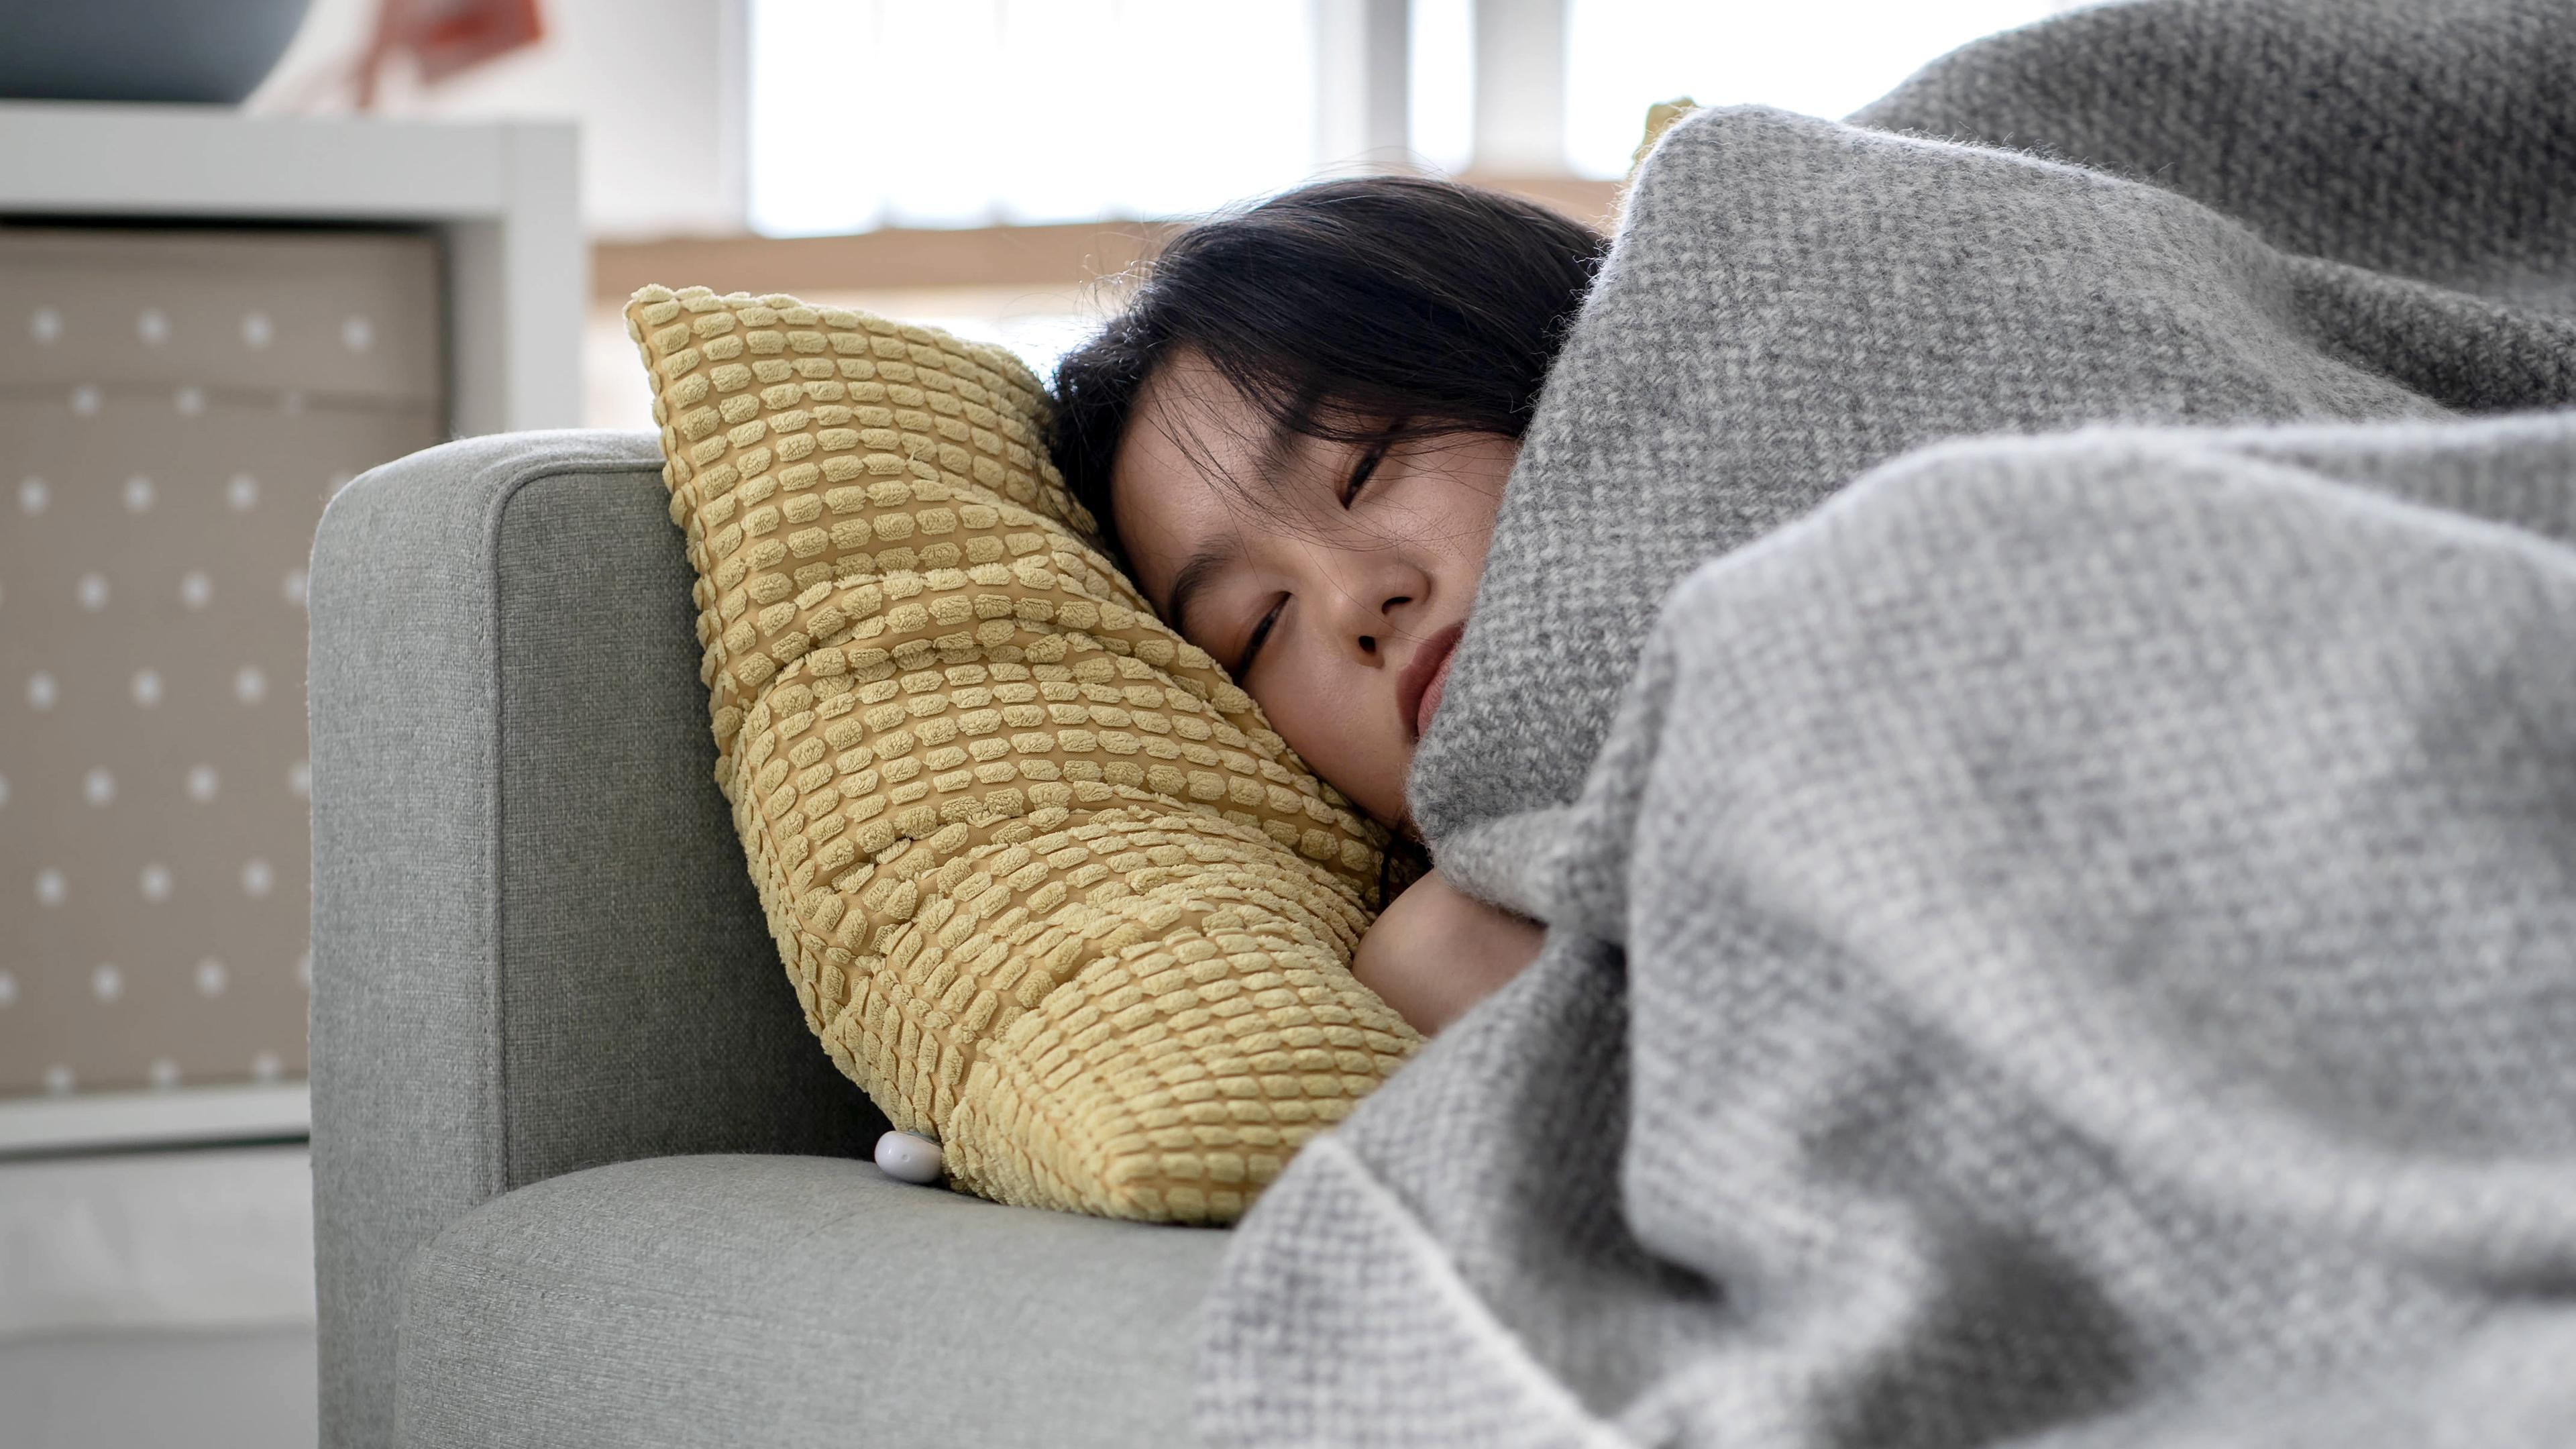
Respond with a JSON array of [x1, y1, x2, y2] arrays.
[[1351, 868, 1546, 1036]]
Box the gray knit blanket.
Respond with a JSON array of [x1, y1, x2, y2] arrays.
[[1194, 3, 2576, 1445]]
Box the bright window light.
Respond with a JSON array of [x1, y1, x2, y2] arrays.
[[749, 0, 1320, 235], [1564, 0, 2067, 178], [1408, 0, 1474, 175]]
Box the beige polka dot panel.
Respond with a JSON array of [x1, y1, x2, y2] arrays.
[[627, 286, 1419, 1222], [1, 228, 443, 1104]]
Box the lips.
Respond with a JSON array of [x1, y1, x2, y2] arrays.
[[1397, 623, 1466, 742]]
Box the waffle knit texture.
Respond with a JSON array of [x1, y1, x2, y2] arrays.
[[625, 289, 1417, 1223], [1198, 0, 2576, 1443]]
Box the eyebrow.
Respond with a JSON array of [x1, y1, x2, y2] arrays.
[[1164, 533, 1243, 643], [1159, 402, 1350, 639], [1159, 413, 1316, 641]]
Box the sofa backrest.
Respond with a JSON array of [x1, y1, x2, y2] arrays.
[[309, 429, 882, 1449]]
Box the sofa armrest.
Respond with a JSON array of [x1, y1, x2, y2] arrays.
[[308, 431, 884, 1449]]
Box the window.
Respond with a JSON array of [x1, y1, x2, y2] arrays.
[[1408, 0, 1474, 175], [749, 0, 1321, 235], [1564, 0, 2068, 178], [749, 0, 2082, 229]]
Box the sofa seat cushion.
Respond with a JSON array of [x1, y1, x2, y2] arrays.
[[393, 1154, 1224, 1448]]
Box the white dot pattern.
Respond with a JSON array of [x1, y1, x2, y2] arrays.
[[1, 225, 441, 1097]]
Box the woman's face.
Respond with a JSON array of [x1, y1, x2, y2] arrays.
[[1109, 350, 1515, 830]]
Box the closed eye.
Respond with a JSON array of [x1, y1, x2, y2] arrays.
[[1340, 440, 1390, 507], [1237, 596, 1287, 675]]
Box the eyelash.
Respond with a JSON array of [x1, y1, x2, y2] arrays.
[[1340, 441, 1389, 507], [1240, 441, 1393, 675], [1239, 596, 1286, 674]]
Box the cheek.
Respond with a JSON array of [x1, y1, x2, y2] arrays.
[[1393, 465, 1509, 572], [1250, 652, 1409, 826]]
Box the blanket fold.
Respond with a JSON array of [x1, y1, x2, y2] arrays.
[[1407, 0, 2575, 856], [1197, 1, 2576, 1445]]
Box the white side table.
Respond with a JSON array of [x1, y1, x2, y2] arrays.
[[0, 107, 583, 1449], [0, 102, 582, 435]]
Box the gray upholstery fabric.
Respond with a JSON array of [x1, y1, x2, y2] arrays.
[[1201, 3, 2576, 1446], [310, 431, 886, 1449], [395, 1155, 1222, 1448]]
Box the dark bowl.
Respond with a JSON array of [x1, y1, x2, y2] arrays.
[[0, 0, 317, 105]]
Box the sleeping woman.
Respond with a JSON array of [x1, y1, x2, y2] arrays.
[[1050, 176, 1600, 1036]]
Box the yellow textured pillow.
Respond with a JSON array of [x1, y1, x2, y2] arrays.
[[625, 286, 1420, 1222]]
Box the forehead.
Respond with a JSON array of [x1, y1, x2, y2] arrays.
[[1110, 352, 1299, 596]]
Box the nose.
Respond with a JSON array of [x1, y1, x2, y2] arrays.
[[1320, 549, 1431, 666]]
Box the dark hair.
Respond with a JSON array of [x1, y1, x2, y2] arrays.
[[1049, 174, 1607, 561]]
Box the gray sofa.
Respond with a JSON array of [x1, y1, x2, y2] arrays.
[[308, 431, 1226, 1449]]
